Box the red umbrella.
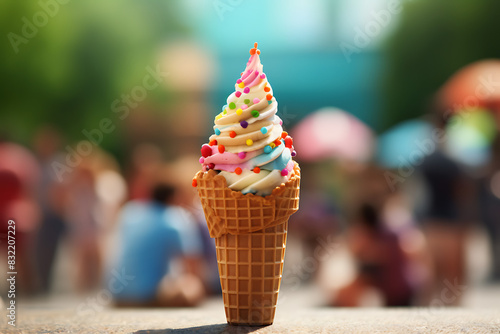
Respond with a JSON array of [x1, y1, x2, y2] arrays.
[[291, 108, 374, 162], [439, 59, 500, 113]]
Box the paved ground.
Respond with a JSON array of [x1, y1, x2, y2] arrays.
[[2, 282, 500, 333], [4, 306, 500, 333], [2, 230, 499, 333]]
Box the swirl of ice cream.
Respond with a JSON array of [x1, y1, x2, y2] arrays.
[[198, 43, 296, 196]]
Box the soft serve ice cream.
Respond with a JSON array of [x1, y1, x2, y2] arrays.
[[197, 43, 296, 196]]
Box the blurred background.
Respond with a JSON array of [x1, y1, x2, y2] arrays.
[[1, 0, 500, 312]]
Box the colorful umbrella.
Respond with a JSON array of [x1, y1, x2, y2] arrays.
[[376, 119, 433, 169], [438, 59, 500, 114], [291, 108, 374, 162]]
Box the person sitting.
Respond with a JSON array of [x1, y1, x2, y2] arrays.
[[110, 183, 205, 307]]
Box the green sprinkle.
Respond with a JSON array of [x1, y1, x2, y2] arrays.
[[229, 102, 236, 109], [244, 99, 250, 104], [251, 110, 260, 118]]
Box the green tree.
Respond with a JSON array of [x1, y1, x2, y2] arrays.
[[0, 1, 189, 149], [381, 0, 500, 130]]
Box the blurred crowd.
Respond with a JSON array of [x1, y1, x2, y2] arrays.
[[0, 125, 216, 306], [1, 60, 500, 309]]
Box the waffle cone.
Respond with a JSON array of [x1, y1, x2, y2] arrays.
[[194, 164, 300, 325]]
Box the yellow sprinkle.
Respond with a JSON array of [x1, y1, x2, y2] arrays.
[[238, 82, 245, 88], [246, 139, 253, 146], [270, 143, 276, 149], [236, 108, 243, 115], [215, 113, 223, 120]]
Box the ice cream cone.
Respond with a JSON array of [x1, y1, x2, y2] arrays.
[[194, 165, 300, 325]]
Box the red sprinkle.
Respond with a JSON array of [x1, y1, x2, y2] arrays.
[[281, 169, 289, 176], [281, 131, 288, 139], [266, 94, 272, 101], [192, 179, 197, 187], [208, 163, 215, 170], [264, 86, 270, 92], [209, 139, 217, 146], [253, 167, 260, 173], [274, 139, 282, 146], [235, 167, 242, 175], [230, 131, 237, 138], [218, 145, 225, 153], [201, 144, 212, 158], [285, 136, 293, 148]]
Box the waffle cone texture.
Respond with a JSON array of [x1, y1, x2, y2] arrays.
[[194, 164, 300, 325]]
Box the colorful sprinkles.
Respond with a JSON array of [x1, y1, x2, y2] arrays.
[[201, 144, 212, 158], [198, 43, 297, 186], [249, 42, 261, 55]]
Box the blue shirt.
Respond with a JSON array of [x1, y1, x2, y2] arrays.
[[111, 201, 185, 302]]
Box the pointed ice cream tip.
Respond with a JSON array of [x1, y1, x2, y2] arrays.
[[249, 42, 261, 55]]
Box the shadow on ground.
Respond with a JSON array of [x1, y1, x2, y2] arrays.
[[135, 324, 265, 334]]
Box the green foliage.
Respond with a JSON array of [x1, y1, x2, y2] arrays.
[[0, 1, 189, 148], [380, 0, 500, 131]]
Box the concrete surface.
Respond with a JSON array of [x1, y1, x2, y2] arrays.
[[4, 305, 500, 333]]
